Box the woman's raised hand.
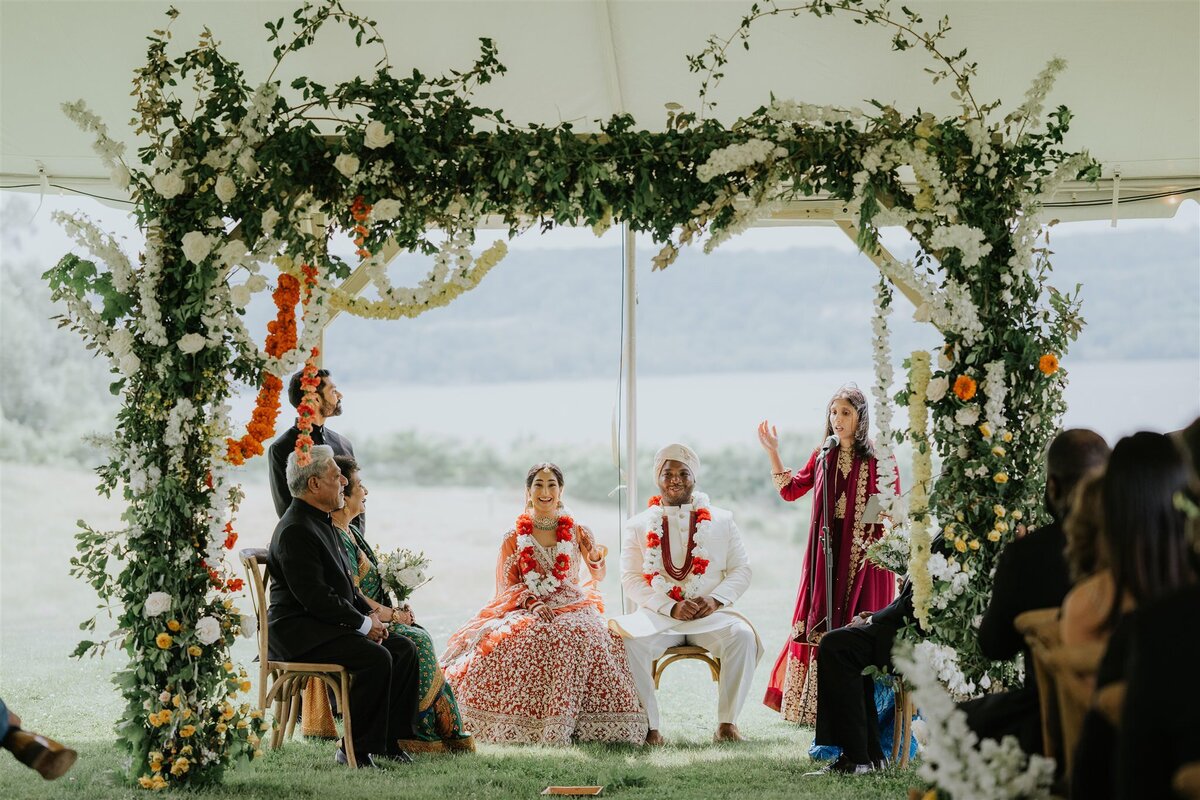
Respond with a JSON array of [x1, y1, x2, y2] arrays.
[[757, 420, 780, 453]]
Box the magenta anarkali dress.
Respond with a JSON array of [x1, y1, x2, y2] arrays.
[[763, 445, 899, 724]]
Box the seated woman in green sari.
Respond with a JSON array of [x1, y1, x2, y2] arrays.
[[303, 454, 474, 753]]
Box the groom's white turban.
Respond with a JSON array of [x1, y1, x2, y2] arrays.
[[653, 443, 700, 479]]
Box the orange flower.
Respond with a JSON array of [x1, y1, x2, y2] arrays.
[[1038, 353, 1059, 375], [953, 374, 977, 401]]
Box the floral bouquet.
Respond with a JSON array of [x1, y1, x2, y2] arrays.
[[376, 548, 433, 602], [867, 523, 912, 576]]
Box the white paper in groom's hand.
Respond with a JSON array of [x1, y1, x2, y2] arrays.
[[862, 495, 883, 525]]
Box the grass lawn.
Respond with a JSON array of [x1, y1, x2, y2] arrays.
[[0, 462, 920, 799]]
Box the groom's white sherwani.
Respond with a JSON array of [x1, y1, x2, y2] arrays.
[[611, 494, 762, 730]]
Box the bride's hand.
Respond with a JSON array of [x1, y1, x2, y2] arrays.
[[532, 603, 554, 622], [395, 605, 415, 626], [757, 420, 780, 453]]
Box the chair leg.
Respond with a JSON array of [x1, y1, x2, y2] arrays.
[[284, 679, 302, 742], [898, 692, 914, 769], [337, 673, 357, 768]]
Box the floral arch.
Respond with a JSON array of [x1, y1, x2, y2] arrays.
[[47, 0, 1092, 789]]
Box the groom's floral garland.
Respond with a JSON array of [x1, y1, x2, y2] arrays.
[[515, 512, 574, 596], [642, 494, 713, 602]]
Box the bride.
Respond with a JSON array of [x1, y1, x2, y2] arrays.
[[440, 463, 648, 745]]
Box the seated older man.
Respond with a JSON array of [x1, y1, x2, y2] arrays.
[[267, 444, 418, 767]]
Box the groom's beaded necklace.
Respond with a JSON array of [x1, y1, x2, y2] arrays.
[[659, 511, 697, 581]]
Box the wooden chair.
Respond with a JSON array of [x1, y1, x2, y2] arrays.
[[890, 678, 915, 768], [1045, 640, 1105, 778], [1174, 761, 1200, 799], [651, 645, 720, 689], [240, 548, 358, 767], [1014, 607, 1064, 761]]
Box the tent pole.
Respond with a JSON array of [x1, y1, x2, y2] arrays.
[[621, 224, 637, 612]]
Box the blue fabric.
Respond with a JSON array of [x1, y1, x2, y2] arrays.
[[0, 696, 9, 742], [808, 678, 919, 763]]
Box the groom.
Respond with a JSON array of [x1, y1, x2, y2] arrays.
[[613, 443, 761, 744]]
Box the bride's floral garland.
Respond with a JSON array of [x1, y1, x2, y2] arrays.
[[515, 512, 574, 596], [642, 493, 713, 602]]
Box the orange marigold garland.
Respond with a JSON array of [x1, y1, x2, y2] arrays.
[[350, 195, 372, 259], [224, 274, 301, 465], [294, 348, 322, 467]]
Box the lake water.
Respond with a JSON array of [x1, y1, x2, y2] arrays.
[[252, 359, 1200, 448]]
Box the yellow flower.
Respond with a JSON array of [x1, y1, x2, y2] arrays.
[[954, 538, 967, 553], [166, 619, 181, 632], [1011, 510, 1023, 521], [221, 703, 235, 720], [239, 680, 252, 693], [987, 530, 1002, 542], [172, 694, 182, 708], [139, 776, 156, 789], [968, 539, 980, 551], [995, 520, 1010, 533], [992, 445, 1006, 457], [978, 423, 992, 439], [923, 790, 939, 800], [223, 661, 235, 673], [188, 645, 202, 657], [1002, 431, 1013, 443], [180, 707, 192, 720], [993, 504, 1006, 517], [155, 633, 173, 649], [179, 745, 193, 756], [170, 757, 190, 776], [247, 733, 260, 747], [152, 775, 168, 790], [955, 511, 965, 522], [237, 719, 249, 729], [249, 709, 263, 720], [253, 749, 264, 760], [215, 722, 228, 734], [222, 599, 234, 610], [179, 725, 196, 738], [994, 472, 1009, 484]]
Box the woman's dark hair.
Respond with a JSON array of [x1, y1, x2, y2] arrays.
[[525, 462, 564, 490], [288, 368, 331, 409], [1102, 431, 1196, 629], [823, 384, 874, 459], [334, 454, 359, 497], [1064, 470, 1105, 583]]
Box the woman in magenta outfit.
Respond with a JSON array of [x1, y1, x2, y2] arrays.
[[757, 385, 899, 725]]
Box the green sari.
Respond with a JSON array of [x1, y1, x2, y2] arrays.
[[337, 524, 474, 753]]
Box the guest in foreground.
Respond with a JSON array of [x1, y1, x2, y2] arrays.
[[759, 385, 899, 725], [612, 443, 761, 745], [960, 428, 1109, 753], [267, 445, 419, 767], [1116, 417, 1200, 799], [0, 698, 77, 781], [440, 463, 647, 745], [302, 455, 474, 753], [805, 535, 945, 775]]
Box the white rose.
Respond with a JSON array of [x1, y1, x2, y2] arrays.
[[372, 198, 402, 221], [261, 208, 280, 235], [215, 175, 237, 204], [218, 240, 249, 267], [144, 592, 172, 617], [237, 149, 258, 177], [111, 163, 131, 190], [152, 171, 185, 199], [229, 284, 252, 309], [239, 613, 257, 639], [955, 405, 980, 426], [109, 327, 134, 357], [334, 153, 360, 178], [925, 376, 949, 403], [181, 231, 214, 264], [177, 333, 207, 355], [937, 348, 954, 370], [195, 616, 221, 645], [246, 274, 267, 294], [363, 120, 394, 149], [118, 353, 142, 377]]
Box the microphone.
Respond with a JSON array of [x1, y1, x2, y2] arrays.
[[820, 435, 839, 454]]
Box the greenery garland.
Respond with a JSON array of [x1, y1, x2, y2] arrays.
[[44, 0, 1093, 787]]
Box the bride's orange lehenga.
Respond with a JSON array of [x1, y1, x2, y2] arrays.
[[439, 524, 648, 745]]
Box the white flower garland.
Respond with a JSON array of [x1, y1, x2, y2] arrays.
[[515, 509, 575, 597], [870, 277, 906, 523], [894, 640, 1053, 798], [640, 492, 714, 600], [908, 350, 934, 629]]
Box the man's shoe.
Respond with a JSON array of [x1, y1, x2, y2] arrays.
[[334, 747, 377, 768], [3, 729, 78, 780], [803, 754, 875, 776]]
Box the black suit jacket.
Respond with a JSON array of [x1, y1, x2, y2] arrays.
[[266, 498, 373, 661], [268, 423, 364, 533]]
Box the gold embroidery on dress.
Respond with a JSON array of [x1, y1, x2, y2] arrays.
[[772, 470, 793, 491], [780, 657, 819, 725], [834, 493, 847, 519], [837, 446, 853, 478], [845, 460, 871, 608]]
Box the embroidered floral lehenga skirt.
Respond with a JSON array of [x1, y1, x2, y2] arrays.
[[441, 597, 648, 745]]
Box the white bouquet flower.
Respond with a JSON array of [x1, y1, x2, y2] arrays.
[[376, 548, 432, 602]]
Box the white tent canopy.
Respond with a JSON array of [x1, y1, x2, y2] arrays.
[[2, 0, 1197, 220]]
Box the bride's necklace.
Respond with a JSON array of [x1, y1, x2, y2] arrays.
[[532, 516, 559, 531], [515, 511, 575, 596]]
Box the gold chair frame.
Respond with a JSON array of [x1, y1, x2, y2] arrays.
[[651, 645, 721, 689]]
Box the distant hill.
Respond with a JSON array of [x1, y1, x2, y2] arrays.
[[311, 227, 1199, 384]]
